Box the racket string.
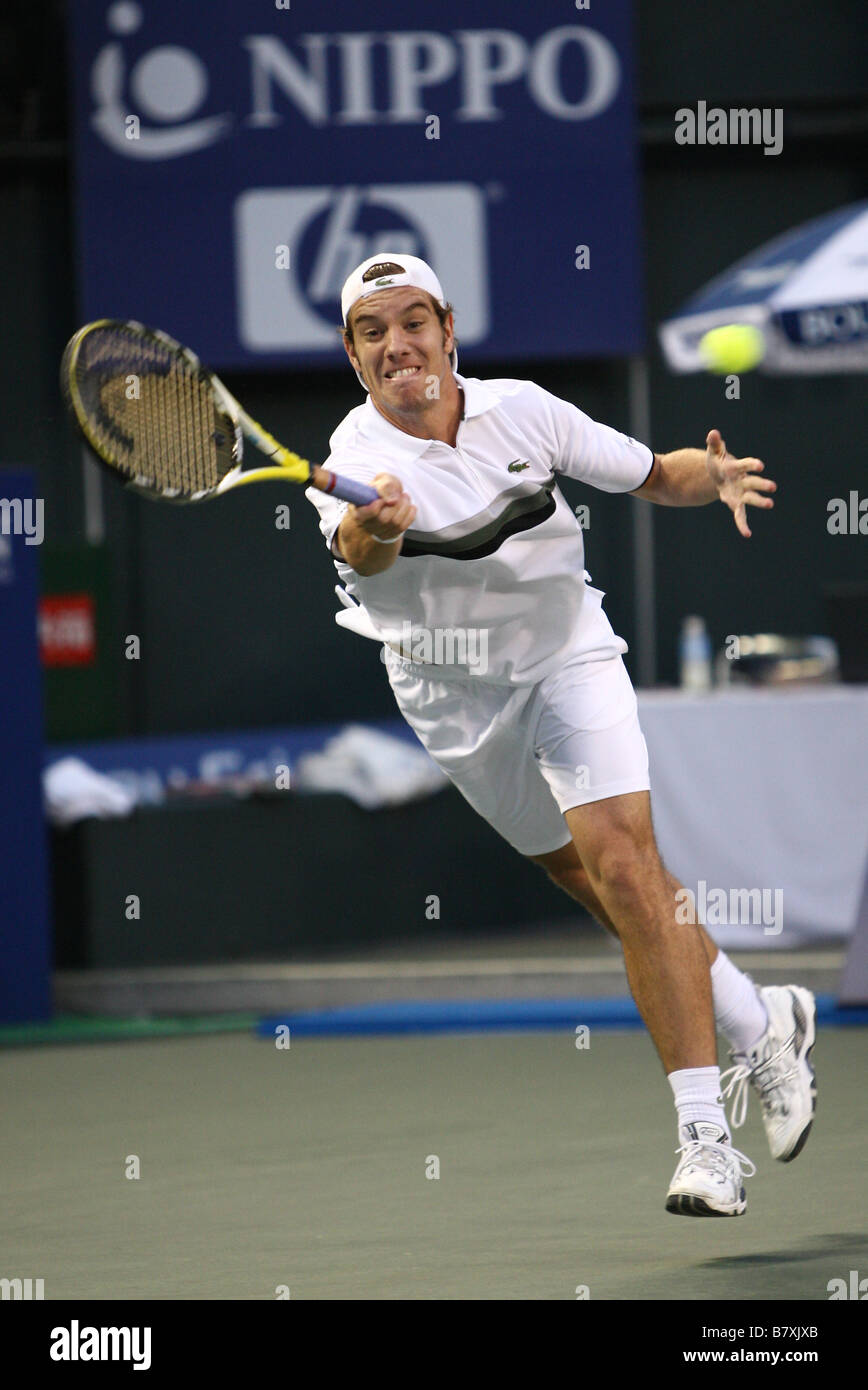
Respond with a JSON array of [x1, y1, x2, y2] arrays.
[[74, 324, 234, 497]]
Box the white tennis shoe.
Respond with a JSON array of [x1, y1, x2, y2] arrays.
[[721, 985, 817, 1162], [665, 1122, 756, 1217]]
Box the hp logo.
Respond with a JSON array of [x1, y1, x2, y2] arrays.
[[234, 184, 489, 352]]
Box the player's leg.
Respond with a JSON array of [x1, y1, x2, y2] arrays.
[[528, 841, 815, 1162], [531, 650, 814, 1195], [561, 790, 717, 1071], [530, 840, 716, 951], [530, 842, 770, 1060], [563, 790, 758, 1215], [527, 651, 715, 1073], [529, 653, 759, 1214]]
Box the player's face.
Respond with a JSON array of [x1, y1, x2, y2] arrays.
[[346, 288, 454, 413]]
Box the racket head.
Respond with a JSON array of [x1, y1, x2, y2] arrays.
[[60, 320, 243, 502]]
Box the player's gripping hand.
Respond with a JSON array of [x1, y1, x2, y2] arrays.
[[705, 429, 777, 539], [337, 473, 417, 575], [352, 472, 417, 543]]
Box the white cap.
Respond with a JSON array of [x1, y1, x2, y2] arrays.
[[340, 252, 457, 390]]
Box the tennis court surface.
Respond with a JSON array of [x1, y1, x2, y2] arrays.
[[4, 1023, 866, 1301]]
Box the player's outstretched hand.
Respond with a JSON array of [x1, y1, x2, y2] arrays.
[[705, 429, 776, 539], [352, 472, 417, 542]]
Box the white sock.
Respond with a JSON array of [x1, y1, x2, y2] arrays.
[[668, 1066, 729, 1139], [709, 950, 768, 1054]]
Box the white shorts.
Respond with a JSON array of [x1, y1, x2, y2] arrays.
[[385, 648, 650, 857]]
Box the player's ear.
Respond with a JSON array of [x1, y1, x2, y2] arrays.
[[343, 332, 362, 374], [442, 312, 455, 356]]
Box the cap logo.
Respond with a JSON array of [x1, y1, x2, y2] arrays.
[[362, 261, 406, 282]]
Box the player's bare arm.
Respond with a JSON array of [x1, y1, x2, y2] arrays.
[[633, 428, 776, 538], [336, 472, 417, 576]]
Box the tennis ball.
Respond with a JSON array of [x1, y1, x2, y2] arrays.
[[699, 324, 765, 375]]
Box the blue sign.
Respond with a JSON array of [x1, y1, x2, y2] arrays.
[[0, 472, 52, 1024], [68, 1, 643, 368]]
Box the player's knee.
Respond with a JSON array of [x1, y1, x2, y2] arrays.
[[589, 838, 662, 903], [545, 862, 594, 904]]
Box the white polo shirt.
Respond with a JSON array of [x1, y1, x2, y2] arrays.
[[306, 373, 653, 685]]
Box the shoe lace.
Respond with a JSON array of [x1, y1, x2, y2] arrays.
[[674, 1138, 757, 1180], [720, 1063, 753, 1128], [721, 1037, 799, 1128]]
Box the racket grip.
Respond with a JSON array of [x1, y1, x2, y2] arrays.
[[320, 472, 380, 507]]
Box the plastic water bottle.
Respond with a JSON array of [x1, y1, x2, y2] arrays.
[[679, 615, 712, 691]]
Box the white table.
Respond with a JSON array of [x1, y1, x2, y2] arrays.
[[636, 685, 868, 947]]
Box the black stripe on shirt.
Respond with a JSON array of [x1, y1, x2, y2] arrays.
[[400, 487, 557, 560]]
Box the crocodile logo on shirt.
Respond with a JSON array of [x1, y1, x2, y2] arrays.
[[507, 459, 530, 473]]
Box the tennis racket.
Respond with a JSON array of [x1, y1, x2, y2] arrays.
[[60, 319, 379, 507]]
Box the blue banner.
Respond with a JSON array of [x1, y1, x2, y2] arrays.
[[68, 1, 643, 368], [0, 472, 52, 1023], [46, 718, 414, 803]]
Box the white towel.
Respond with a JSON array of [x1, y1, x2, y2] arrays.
[[43, 757, 137, 827], [293, 725, 447, 809]]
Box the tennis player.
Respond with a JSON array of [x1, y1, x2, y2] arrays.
[[307, 253, 817, 1218]]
